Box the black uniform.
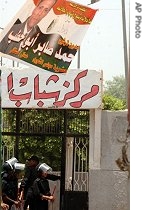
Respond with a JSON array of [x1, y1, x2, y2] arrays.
[[32, 177, 52, 210], [21, 165, 38, 199], [1, 171, 18, 210], [22, 165, 60, 210], [20, 165, 38, 210]]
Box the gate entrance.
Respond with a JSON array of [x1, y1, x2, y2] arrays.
[[2, 108, 89, 210]]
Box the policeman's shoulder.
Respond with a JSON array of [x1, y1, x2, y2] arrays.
[[1, 171, 8, 179]]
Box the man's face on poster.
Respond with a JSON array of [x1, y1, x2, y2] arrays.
[[28, 0, 56, 29]]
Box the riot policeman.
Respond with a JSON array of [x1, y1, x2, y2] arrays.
[[20, 155, 40, 201], [31, 163, 55, 210], [1, 157, 25, 210], [20, 156, 61, 210], [20, 155, 40, 210]]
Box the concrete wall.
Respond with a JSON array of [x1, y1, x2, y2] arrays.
[[89, 110, 130, 210]]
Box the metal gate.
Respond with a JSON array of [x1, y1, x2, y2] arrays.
[[1, 108, 89, 210]]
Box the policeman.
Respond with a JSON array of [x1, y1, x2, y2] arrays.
[[30, 163, 55, 210], [20, 155, 40, 210], [20, 156, 61, 210], [20, 156, 40, 196], [1, 157, 25, 210]]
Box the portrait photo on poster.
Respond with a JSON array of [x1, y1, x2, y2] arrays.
[[0, 0, 98, 73]]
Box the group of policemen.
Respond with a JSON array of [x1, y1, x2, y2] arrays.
[[1, 156, 61, 210]]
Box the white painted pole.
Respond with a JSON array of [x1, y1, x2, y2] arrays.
[[121, 0, 129, 105]]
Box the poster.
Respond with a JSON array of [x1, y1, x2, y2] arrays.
[[0, 0, 98, 73]]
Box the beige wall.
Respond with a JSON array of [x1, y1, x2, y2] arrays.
[[89, 110, 130, 210]]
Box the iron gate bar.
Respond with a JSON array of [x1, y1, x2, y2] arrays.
[[72, 137, 75, 191], [2, 133, 89, 137], [60, 110, 67, 210], [15, 109, 20, 158]]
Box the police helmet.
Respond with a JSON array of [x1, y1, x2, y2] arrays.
[[14, 163, 25, 170], [2, 157, 18, 171], [37, 163, 52, 173]]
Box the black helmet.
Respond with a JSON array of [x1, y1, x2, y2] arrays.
[[37, 163, 52, 173]]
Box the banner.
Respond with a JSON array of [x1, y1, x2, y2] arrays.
[[1, 67, 102, 109], [0, 0, 98, 73]]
